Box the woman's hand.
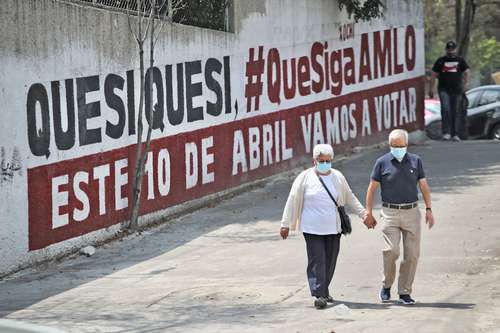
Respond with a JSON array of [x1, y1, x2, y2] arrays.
[[363, 213, 377, 229], [280, 227, 290, 240]]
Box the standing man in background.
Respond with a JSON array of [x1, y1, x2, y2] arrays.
[[431, 40, 471, 141], [365, 129, 435, 305]]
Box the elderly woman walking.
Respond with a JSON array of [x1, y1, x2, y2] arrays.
[[280, 144, 376, 309]]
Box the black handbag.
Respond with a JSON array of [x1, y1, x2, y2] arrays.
[[317, 174, 352, 235]]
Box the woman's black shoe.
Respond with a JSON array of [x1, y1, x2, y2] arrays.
[[314, 297, 328, 309]]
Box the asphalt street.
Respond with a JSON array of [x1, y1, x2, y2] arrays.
[[1, 140, 500, 333]]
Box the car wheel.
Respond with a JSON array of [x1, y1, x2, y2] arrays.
[[425, 121, 442, 140], [490, 123, 500, 140]]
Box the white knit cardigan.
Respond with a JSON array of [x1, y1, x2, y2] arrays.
[[281, 167, 367, 232]]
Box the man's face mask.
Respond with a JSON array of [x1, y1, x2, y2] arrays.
[[390, 147, 407, 161], [446, 48, 457, 57]]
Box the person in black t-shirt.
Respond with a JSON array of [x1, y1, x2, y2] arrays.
[[431, 41, 471, 141]]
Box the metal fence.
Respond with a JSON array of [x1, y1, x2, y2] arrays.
[[78, 0, 152, 13], [68, 0, 232, 32]]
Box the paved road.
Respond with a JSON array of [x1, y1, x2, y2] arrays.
[[2, 140, 500, 333]]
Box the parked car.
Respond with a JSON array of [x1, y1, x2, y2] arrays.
[[425, 85, 500, 140]]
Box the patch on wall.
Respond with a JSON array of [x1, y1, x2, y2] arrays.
[[1, 147, 22, 184]]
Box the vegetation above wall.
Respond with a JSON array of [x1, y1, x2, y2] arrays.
[[338, 0, 384, 22]]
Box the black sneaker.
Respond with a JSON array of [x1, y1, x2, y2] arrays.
[[398, 294, 416, 305], [325, 295, 334, 303], [379, 287, 391, 303], [314, 297, 327, 309]]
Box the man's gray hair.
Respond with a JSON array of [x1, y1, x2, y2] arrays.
[[313, 144, 334, 159], [388, 129, 409, 145]]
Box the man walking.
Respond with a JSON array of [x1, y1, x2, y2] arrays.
[[365, 129, 435, 305], [431, 40, 471, 141]]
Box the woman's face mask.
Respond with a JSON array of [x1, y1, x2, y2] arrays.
[[315, 158, 332, 173]]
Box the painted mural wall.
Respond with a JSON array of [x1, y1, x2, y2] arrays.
[[0, 0, 425, 275]]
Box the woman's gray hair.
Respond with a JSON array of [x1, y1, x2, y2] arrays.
[[313, 144, 334, 159], [388, 129, 409, 145]]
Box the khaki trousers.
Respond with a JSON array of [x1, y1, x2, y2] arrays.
[[381, 206, 422, 295]]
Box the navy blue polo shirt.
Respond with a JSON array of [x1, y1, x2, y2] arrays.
[[370, 152, 426, 204]]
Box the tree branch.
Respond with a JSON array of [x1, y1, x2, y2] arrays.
[[153, 0, 186, 47], [127, 0, 140, 43], [142, 0, 155, 43]]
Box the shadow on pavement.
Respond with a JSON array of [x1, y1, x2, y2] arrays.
[[0, 176, 292, 317], [408, 302, 475, 309], [334, 300, 475, 310]]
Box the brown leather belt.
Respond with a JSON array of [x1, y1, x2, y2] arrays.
[[382, 202, 418, 210]]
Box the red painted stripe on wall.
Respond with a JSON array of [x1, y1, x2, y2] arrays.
[[28, 76, 424, 250]]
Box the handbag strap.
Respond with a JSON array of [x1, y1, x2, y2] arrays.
[[316, 173, 339, 208]]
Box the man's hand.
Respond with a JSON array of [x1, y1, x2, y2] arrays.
[[430, 72, 438, 99], [426, 210, 435, 229], [363, 213, 377, 229], [419, 179, 433, 229], [430, 88, 438, 99], [280, 227, 290, 240], [464, 69, 471, 92]]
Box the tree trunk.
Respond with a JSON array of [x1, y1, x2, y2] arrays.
[[141, 5, 156, 200], [168, 0, 173, 20], [455, 0, 462, 43], [130, 0, 146, 231], [130, 42, 144, 230], [458, 0, 477, 59], [129, 0, 157, 231]]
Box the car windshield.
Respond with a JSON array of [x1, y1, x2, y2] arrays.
[[466, 91, 480, 107]]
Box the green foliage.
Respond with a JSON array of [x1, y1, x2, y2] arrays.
[[424, 0, 454, 61], [469, 36, 500, 84], [338, 0, 385, 22], [425, 42, 444, 70], [425, 0, 500, 84]]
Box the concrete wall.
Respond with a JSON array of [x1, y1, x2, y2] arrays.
[[0, 0, 425, 276]]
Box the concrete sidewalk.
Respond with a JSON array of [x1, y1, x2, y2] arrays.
[[1, 140, 500, 333]]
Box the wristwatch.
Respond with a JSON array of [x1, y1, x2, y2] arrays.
[[425, 207, 432, 212]]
